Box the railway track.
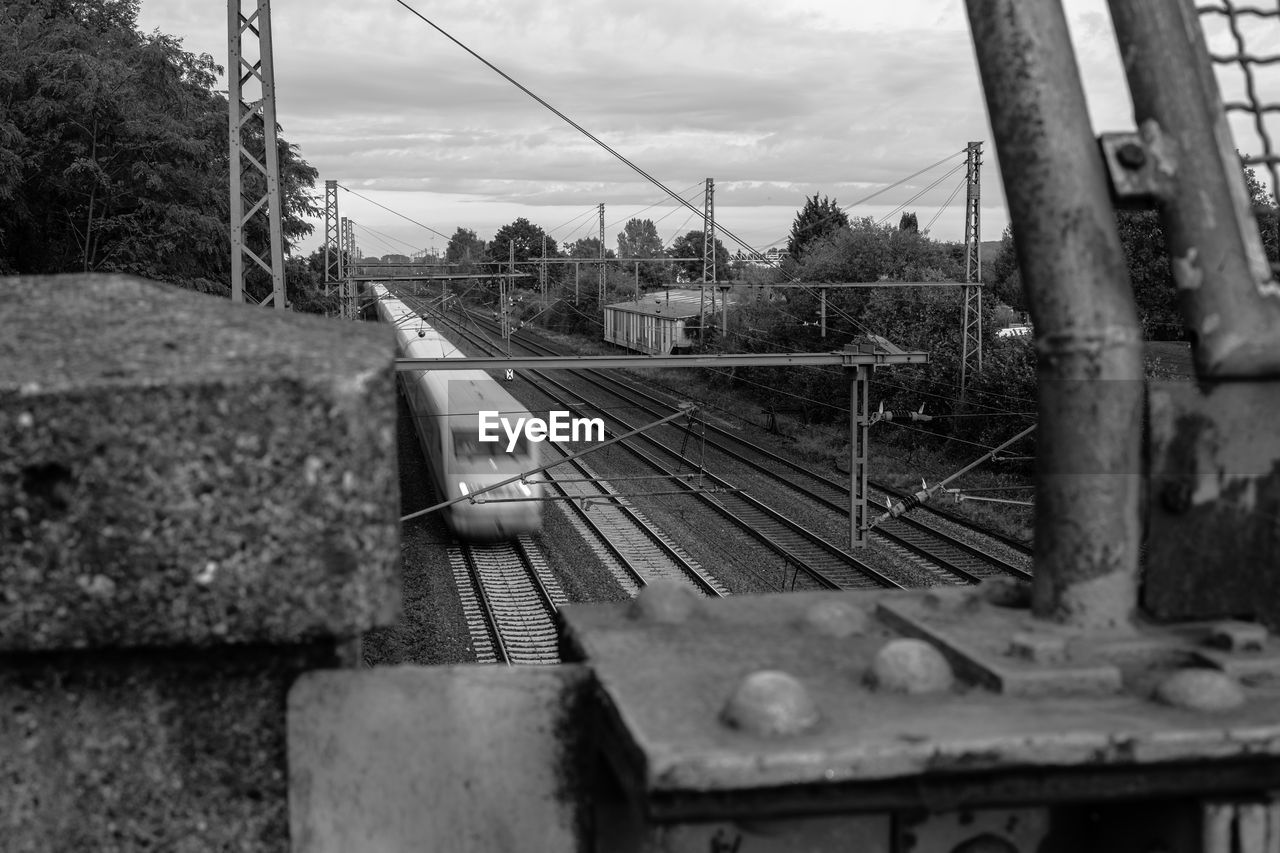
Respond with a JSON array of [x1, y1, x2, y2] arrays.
[[440, 302, 1030, 584], [541, 443, 728, 597], [409, 296, 906, 592], [558, 365, 1031, 583], [450, 536, 565, 665]]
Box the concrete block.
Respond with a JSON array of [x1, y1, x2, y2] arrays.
[[289, 665, 592, 853], [2, 642, 340, 852], [0, 274, 401, 650]]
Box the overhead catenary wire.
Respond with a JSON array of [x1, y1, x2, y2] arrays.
[[390, 0, 872, 332], [392, 2, 984, 367], [338, 183, 453, 243], [355, 222, 426, 254], [922, 175, 970, 235], [875, 161, 968, 228], [760, 149, 968, 250]]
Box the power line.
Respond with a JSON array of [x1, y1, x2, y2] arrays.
[[356, 222, 427, 253], [338, 183, 453, 242], [876, 161, 967, 227], [391, 1, 963, 346], [923, 175, 969, 235], [761, 149, 968, 250], [545, 205, 601, 239]]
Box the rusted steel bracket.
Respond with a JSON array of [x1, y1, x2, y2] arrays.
[[1109, 0, 1280, 377], [561, 584, 1280, 825], [1098, 131, 1176, 207], [1144, 380, 1280, 629]]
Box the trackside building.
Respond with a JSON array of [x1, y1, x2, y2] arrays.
[[602, 288, 736, 355]]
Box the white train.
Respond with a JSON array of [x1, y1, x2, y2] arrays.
[[372, 283, 543, 540]]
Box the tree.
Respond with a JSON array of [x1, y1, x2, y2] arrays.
[[616, 218, 664, 259], [0, 0, 318, 298], [899, 212, 919, 233], [988, 224, 1025, 313], [667, 230, 730, 282], [566, 236, 612, 259], [1111, 155, 1275, 339], [616, 218, 666, 287], [488, 218, 557, 264], [797, 217, 959, 283], [786, 194, 850, 261], [444, 227, 486, 269]]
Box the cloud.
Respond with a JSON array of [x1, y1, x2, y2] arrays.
[[137, 0, 1131, 254]]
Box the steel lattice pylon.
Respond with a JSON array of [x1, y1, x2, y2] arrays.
[[597, 203, 606, 305], [340, 216, 356, 319], [960, 140, 984, 392], [323, 180, 340, 293], [701, 178, 716, 344], [228, 0, 287, 311]]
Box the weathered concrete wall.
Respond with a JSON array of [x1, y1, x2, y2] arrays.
[[0, 274, 402, 850], [288, 665, 592, 853]]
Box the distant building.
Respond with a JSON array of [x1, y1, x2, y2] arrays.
[[732, 247, 789, 267], [996, 323, 1033, 339], [603, 288, 737, 354]]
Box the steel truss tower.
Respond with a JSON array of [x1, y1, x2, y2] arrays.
[[340, 216, 356, 319], [228, 0, 287, 310], [598, 204, 606, 305], [323, 180, 340, 294], [701, 178, 715, 344], [960, 140, 984, 392]]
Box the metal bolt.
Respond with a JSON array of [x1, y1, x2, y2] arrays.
[[627, 579, 700, 623], [1116, 141, 1147, 169], [802, 599, 868, 637], [869, 639, 954, 694], [720, 670, 821, 736], [1153, 668, 1245, 712]]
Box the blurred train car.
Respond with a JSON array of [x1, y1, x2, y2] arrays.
[[372, 283, 543, 540]]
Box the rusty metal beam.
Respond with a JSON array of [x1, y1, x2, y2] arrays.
[[965, 0, 1144, 630], [1108, 0, 1280, 378]]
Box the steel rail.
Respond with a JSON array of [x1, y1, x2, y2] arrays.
[[546, 448, 725, 597], [462, 308, 1032, 583], [416, 297, 903, 592], [459, 545, 511, 665]]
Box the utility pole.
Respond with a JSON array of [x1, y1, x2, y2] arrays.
[[960, 140, 984, 393], [340, 216, 355, 319], [701, 178, 715, 345], [227, 0, 286, 311], [598, 203, 606, 306], [505, 241, 514, 356], [540, 233, 548, 310], [850, 364, 871, 547], [322, 179, 339, 297]]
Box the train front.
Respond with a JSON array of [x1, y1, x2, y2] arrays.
[[442, 404, 545, 541]]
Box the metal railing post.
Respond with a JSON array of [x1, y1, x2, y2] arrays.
[[965, 0, 1145, 629]]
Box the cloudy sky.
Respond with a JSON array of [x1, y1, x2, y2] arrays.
[[135, 1, 1275, 261]]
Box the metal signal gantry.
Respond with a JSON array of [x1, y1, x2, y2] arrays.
[[960, 140, 984, 391], [227, 0, 287, 311], [323, 179, 340, 294]]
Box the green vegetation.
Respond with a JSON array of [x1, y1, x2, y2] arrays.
[[987, 160, 1278, 339], [0, 0, 332, 310]]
